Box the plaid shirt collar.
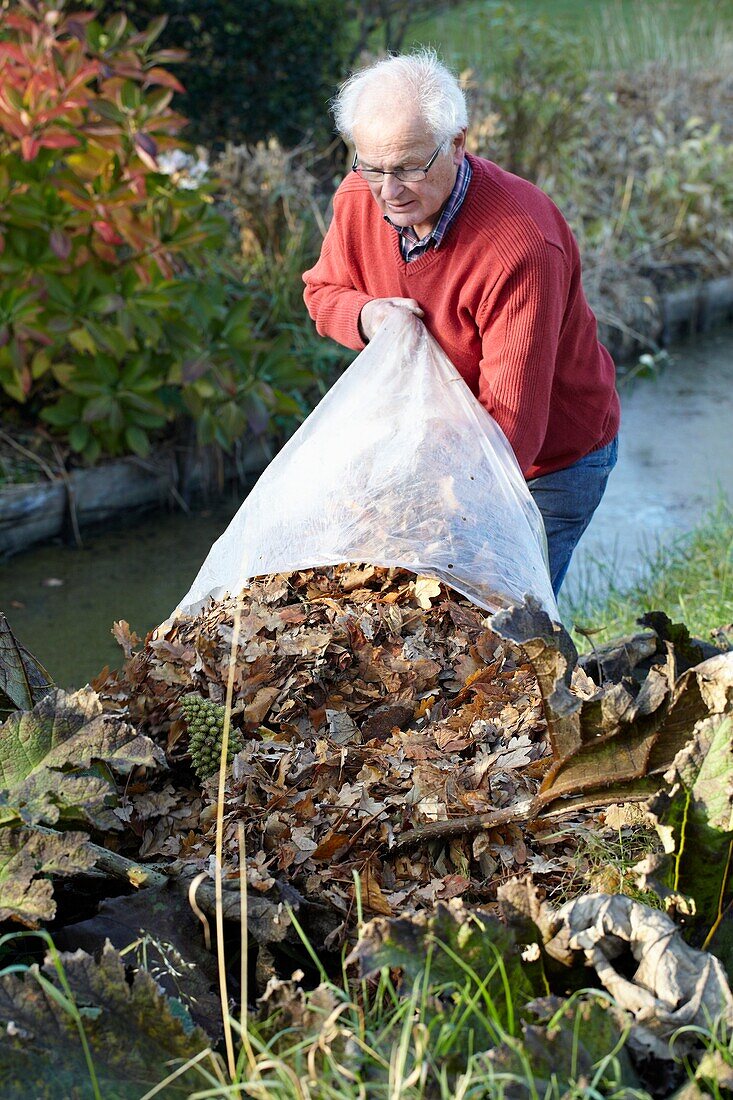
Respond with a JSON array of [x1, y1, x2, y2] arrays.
[[384, 156, 472, 262]]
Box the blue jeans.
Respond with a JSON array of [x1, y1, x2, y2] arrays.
[[527, 437, 618, 596]]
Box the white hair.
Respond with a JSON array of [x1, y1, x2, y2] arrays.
[[332, 49, 468, 145]]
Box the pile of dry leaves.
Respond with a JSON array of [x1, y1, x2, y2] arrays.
[[94, 562, 733, 947], [98, 565, 579, 929]]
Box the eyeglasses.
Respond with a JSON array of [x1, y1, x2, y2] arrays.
[[351, 143, 444, 183]]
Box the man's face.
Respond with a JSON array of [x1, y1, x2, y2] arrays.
[[352, 113, 466, 240]]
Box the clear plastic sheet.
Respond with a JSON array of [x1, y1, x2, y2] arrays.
[[174, 312, 558, 620]]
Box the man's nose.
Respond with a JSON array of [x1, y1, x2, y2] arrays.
[[381, 173, 404, 199]]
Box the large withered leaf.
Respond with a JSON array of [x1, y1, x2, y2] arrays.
[[547, 893, 733, 1061], [635, 716, 733, 960], [639, 611, 725, 673], [0, 688, 164, 829], [0, 826, 95, 926], [0, 941, 209, 1098], [646, 652, 733, 774], [347, 899, 535, 1019], [491, 595, 733, 817], [56, 883, 221, 1036], [577, 630, 659, 686], [534, 651, 733, 815], [481, 995, 639, 1097], [0, 614, 52, 714]]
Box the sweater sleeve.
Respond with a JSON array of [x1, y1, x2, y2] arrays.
[[302, 203, 372, 352], [476, 241, 569, 474]]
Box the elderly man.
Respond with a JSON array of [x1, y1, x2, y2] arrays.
[[303, 50, 619, 595]]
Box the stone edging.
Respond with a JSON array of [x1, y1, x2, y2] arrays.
[[599, 275, 733, 362], [2, 278, 733, 558], [660, 276, 733, 345], [0, 443, 269, 557]]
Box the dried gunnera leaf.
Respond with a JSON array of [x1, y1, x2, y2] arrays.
[[0, 826, 95, 926], [634, 716, 733, 963], [0, 687, 165, 829], [0, 613, 52, 715], [0, 941, 208, 1099], [547, 893, 733, 1060]]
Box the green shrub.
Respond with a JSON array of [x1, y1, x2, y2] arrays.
[[0, 0, 310, 462], [215, 138, 354, 399], [88, 0, 348, 147], [635, 117, 733, 259], [465, 2, 589, 185], [552, 82, 733, 292]]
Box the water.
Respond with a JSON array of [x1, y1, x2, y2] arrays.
[[0, 498, 240, 689], [1, 329, 732, 689], [563, 328, 733, 599]]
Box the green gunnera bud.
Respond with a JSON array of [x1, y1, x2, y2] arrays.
[[180, 692, 244, 780]]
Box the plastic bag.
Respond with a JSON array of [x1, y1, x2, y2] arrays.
[[175, 312, 558, 619]]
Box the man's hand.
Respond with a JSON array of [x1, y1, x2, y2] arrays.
[[358, 297, 424, 342]]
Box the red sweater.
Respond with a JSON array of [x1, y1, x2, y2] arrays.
[[303, 154, 620, 479]]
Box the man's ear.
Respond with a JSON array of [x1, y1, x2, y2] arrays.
[[452, 128, 468, 163]]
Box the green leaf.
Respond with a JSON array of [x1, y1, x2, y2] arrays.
[[222, 322, 253, 350], [90, 99, 124, 124], [216, 400, 246, 443], [40, 397, 81, 428], [272, 390, 306, 418], [141, 13, 168, 49], [84, 437, 102, 465], [124, 402, 167, 427], [145, 87, 175, 115], [120, 80, 142, 112], [0, 688, 164, 830], [49, 362, 76, 387], [81, 394, 117, 423], [68, 422, 90, 453], [221, 298, 252, 338], [0, 614, 53, 715], [0, 826, 95, 926], [30, 350, 51, 380], [89, 293, 125, 315], [0, 942, 209, 1096], [102, 11, 128, 44], [68, 328, 97, 355], [124, 424, 151, 456]]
